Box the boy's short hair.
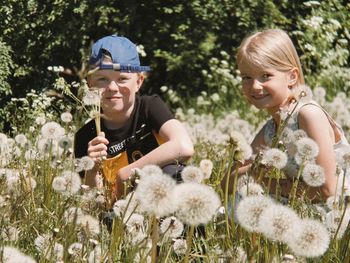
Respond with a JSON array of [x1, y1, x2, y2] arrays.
[[88, 35, 150, 73]]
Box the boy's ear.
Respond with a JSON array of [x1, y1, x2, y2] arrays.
[[136, 74, 145, 91], [288, 68, 299, 87]]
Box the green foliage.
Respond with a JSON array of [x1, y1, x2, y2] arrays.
[[0, 0, 349, 131]]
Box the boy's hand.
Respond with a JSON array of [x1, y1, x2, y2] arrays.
[[87, 132, 109, 162]]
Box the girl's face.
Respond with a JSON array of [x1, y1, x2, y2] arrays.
[[238, 58, 297, 114], [89, 70, 144, 115]]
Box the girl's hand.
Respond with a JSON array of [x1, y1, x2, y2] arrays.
[[87, 132, 109, 162]]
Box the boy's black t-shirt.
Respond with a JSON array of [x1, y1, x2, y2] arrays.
[[74, 95, 174, 164]]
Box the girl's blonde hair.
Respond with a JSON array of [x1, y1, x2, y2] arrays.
[[237, 29, 305, 85]]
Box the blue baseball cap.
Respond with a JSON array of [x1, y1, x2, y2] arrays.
[[89, 35, 151, 73]]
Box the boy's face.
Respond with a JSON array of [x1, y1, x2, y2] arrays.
[[88, 70, 144, 115]]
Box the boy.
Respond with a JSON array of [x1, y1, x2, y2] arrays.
[[74, 35, 194, 199]]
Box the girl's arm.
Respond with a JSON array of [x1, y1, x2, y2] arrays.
[[297, 104, 337, 198], [117, 119, 194, 180]]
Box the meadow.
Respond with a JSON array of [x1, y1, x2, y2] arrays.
[[1, 74, 350, 262]]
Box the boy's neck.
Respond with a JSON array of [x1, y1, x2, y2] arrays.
[[102, 104, 135, 130]]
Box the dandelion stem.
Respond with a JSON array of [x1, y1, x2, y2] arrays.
[[151, 216, 159, 263], [184, 225, 195, 263]]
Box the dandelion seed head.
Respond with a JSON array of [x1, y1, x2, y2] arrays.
[[76, 214, 101, 236], [1, 246, 36, 263], [41, 121, 65, 140], [199, 159, 213, 179], [302, 163, 325, 187], [35, 115, 46, 125], [262, 148, 288, 169], [58, 135, 73, 151], [83, 90, 101, 106], [236, 195, 274, 232], [287, 219, 330, 258], [88, 246, 102, 263], [125, 213, 145, 233], [139, 164, 163, 178], [238, 182, 264, 198], [68, 242, 83, 257], [296, 138, 319, 159], [64, 207, 84, 223], [181, 165, 204, 183], [14, 134, 28, 147], [1, 226, 19, 242], [173, 183, 221, 226], [76, 156, 95, 171], [52, 170, 81, 196], [325, 209, 350, 239], [258, 204, 301, 242], [135, 172, 176, 217], [61, 112, 73, 123], [160, 216, 184, 238], [173, 239, 187, 256]]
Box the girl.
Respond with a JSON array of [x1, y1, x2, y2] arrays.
[[224, 29, 348, 201]]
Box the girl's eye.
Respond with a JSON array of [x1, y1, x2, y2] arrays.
[[241, 76, 251, 81], [262, 73, 270, 79]]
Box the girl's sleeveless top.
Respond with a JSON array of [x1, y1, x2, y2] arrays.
[[263, 100, 349, 179]]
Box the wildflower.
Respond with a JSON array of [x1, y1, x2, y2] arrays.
[[34, 234, 64, 261], [0, 246, 36, 263], [335, 146, 350, 169], [41, 121, 65, 140], [302, 163, 325, 187], [76, 214, 101, 236], [238, 182, 264, 198], [236, 195, 274, 232], [112, 199, 128, 218], [173, 182, 221, 226], [181, 165, 204, 183], [287, 219, 330, 258], [258, 204, 300, 242], [173, 239, 187, 256], [83, 90, 101, 106], [135, 172, 176, 217], [68, 242, 83, 256], [14, 134, 28, 147], [76, 156, 95, 172], [160, 216, 184, 239], [52, 170, 81, 196], [60, 112, 73, 123], [199, 159, 213, 179], [262, 148, 288, 169]]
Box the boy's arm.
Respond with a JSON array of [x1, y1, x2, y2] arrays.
[[117, 119, 194, 180]]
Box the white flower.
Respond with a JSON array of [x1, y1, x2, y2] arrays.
[[302, 163, 325, 187], [262, 148, 288, 169], [287, 218, 330, 258], [173, 183, 221, 226], [139, 164, 163, 178], [52, 170, 81, 196], [34, 234, 64, 261], [199, 159, 213, 179], [258, 204, 301, 242], [35, 115, 46, 125], [135, 172, 176, 217], [64, 207, 84, 223], [41, 121, 65, 140], [1, 246, 36, 263], [61, 112, 73, 123], [181, 166, 204, 183], [160, 216, 184, 238], [236, 195, 274, 232], [173, 239, 187, 256]]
